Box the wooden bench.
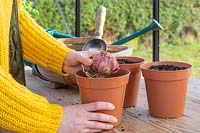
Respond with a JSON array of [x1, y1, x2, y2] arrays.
[[1, 67, 200, 133]]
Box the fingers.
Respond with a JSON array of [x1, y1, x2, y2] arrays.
[[87, 112, 117, 124], [65, 66, 82, 75], [85, 121, 114, 130], [76, 51, 100, 66], [83, 129, 102, 133], [76, 53, 93, 66], [83, 102, 115, 112]]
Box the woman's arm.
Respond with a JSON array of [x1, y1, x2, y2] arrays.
[[0, 67, 63, 132], [18, 2, 73, 75]]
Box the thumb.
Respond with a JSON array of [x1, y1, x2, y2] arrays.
[[76, 54, 93, 66]]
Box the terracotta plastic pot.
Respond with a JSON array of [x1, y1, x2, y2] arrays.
[[75, 69, 130, 127], [117, 56, 144, 108], [141, 61, 192, 118]]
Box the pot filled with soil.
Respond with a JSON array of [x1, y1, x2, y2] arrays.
[[141, 61, 192, 118], [76, 51, 130, 127], [117, 56, 144, 108]]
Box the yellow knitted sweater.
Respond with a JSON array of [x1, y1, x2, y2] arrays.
[[0, 0, 73, 132]]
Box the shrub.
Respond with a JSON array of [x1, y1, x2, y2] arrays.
[[29, 0, 200, 45], [22, 0, 39, 19]]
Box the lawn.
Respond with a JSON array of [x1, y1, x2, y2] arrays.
[[127, 41, 200, 78]]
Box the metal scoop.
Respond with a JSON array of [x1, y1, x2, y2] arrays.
[[82, 6, 107, 51]]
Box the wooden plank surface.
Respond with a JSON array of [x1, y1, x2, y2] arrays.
[[1, 67, 200, 133]]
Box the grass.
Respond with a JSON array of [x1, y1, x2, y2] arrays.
[[126, 41, 200, 78]]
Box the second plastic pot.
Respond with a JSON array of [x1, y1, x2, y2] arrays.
[[117, 56, 144, 108]]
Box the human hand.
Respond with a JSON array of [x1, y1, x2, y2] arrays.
[[63, 51, 99, 75], [57, 102, 117, 133]]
